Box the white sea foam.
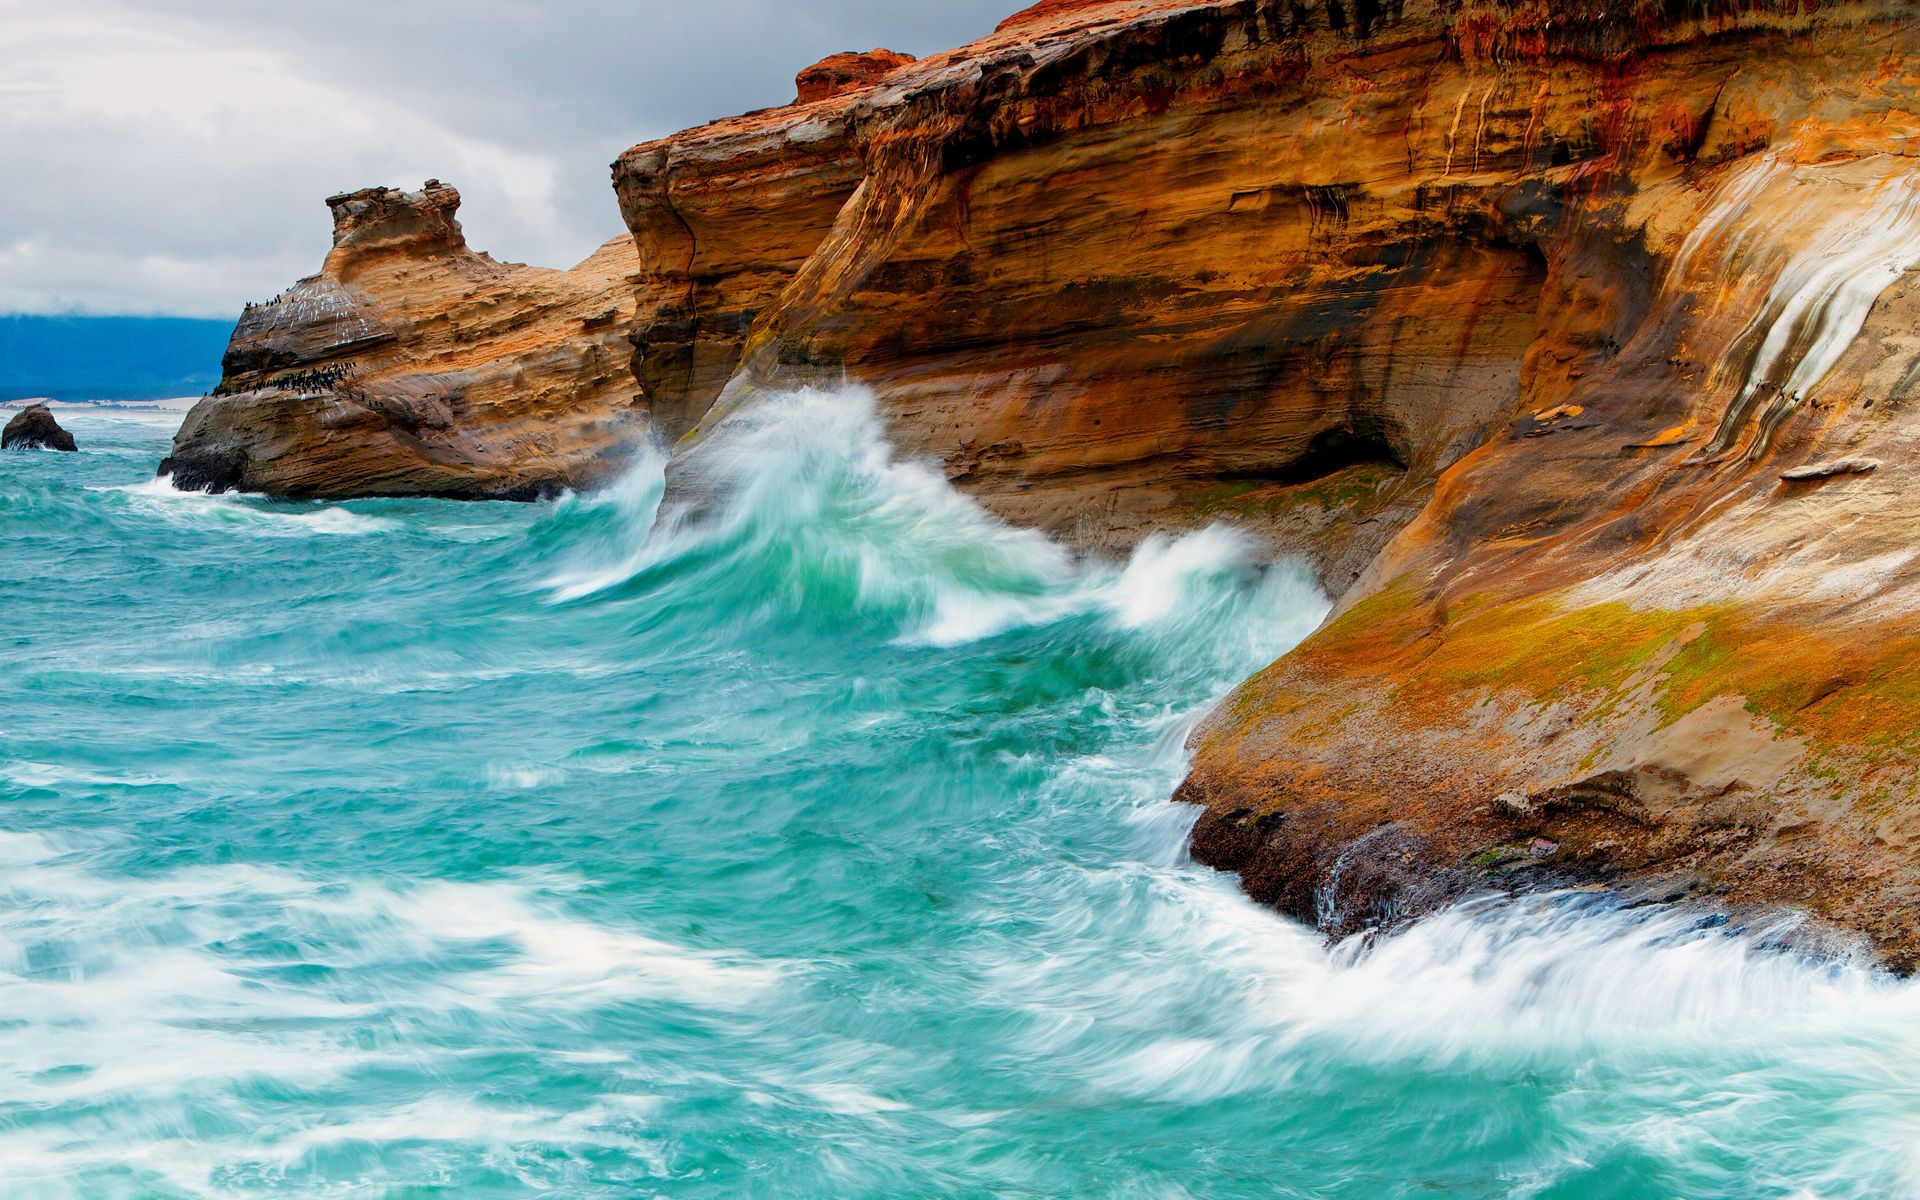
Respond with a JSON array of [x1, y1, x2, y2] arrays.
[[0, 760, 173, 789], [544, 387, 1329, 659], [387, 880, 779, 1010], [1300, 895, 1898, 1057], [102, 475, 398, 535], [15, 380, 1914, 1196], [939, 866, 1920, 1200], [0, 829, 778, 1192], [548, 388, 1075, 630], [993, 869, 1916, 1115], [483, 761, 567, 790]]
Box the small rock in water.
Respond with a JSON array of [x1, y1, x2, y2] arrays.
[[2, 404, 78, 451], [1779, 457, 1878, 482]]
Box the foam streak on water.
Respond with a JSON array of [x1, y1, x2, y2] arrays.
[[1, 401, 1915, 1199]]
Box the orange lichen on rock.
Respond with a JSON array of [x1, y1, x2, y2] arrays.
[[1185, 575, 1920, 967]]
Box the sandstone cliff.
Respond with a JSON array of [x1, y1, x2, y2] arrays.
[[615, 2, 1542, 577], [1153, 2, 1920, 967], [166, 0, 1920, 964], [616, 0, 1920, 967], [161, 181, 645, 498]]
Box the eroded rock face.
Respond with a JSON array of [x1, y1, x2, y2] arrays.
[[614, 110, 869, 446], [161, 182, 646, 499], [1157, 1, 1920, 968], [613, 0, 1920, 964], [324, 179, 465, 261], [3, 404, 77, 451], [625, 1, 1543, 573]]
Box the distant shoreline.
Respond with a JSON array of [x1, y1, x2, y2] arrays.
[[0, 396, 199, 412]]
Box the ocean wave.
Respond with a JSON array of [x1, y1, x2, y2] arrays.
[[967, 861, 1920, 1193], [7, 382, 1911, 1198], [541, 387, 1327, 672], [100, 476, 400, 536], [0, 828, 780, 1193]]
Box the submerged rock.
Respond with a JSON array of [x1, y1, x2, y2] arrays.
[[3, 404, 77, 451]]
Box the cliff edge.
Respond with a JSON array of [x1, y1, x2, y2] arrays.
[[614, 0, 1920, 966]]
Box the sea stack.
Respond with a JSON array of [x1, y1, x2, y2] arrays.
[[2, 403, 77, 451], [158, 181, 645, 499]]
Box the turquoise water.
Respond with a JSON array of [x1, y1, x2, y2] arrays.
[[3, 395, 1918, 1199]]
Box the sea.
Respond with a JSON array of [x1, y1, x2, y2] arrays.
[[2, 393, 1916, 1198]]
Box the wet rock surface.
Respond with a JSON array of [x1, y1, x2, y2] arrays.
[[3, 404, 77, 451]]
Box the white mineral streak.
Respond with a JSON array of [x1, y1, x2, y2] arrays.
[[1691, 157, 1920, 458], [1667, 150, 1787, 300]]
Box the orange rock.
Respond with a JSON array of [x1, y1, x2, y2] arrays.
[[163, 182, 645, 499], [609, 0, 1920, 962], [995, 0, 1132, 33], [794, 49, 915, 104]]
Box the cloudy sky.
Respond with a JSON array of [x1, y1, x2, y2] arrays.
[[2, 0, 1014, 318]]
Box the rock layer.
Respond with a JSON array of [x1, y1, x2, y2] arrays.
[[615, 0, 1557, 574], [795, 49, 916, 104], [162, 182, 645, 498], [1160, 1, 1920, 967]]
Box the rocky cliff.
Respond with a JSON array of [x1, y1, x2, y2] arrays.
[[167, 0, 1920, 964], [614, 0, 1920, 966], [161, 181, 645, 499], [614, 1, 1547, 576], [1151, 0, 1920, 966]]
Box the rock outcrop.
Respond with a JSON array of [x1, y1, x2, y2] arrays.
[[616, 0, 1550, 575], [795, 49, 916, 104], [161, 181, 646, 498], [1154, 0, 1920, 968], [612, 0, 1920, 966], [3, 404, 76, 451], [169, 0, 1920, 964]]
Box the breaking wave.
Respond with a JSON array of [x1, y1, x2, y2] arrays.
[[542, 387, 1325, 666], [0, 400, 1913, 1198]]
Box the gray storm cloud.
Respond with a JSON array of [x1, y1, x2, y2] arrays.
[[0, 0, 1012, 317]]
